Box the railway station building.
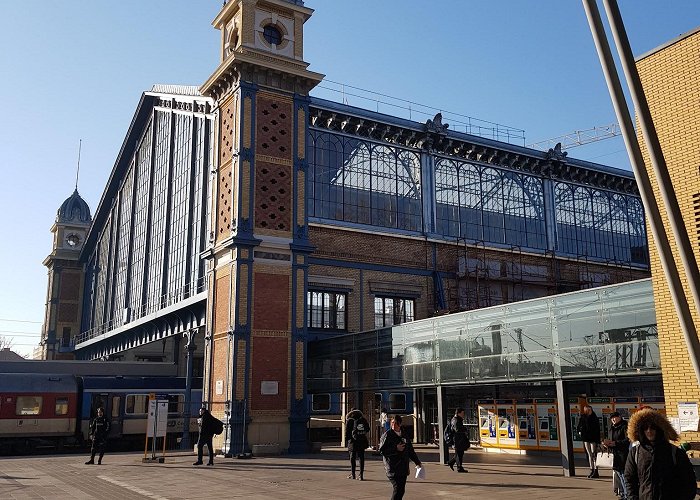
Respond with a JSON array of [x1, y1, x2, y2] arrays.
[[40, 0, 660, 455]]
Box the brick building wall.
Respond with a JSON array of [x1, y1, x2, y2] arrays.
[[637, 29, 700, 441]]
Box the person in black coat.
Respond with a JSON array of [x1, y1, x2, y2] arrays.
[[379, 414, 422, 500], [577, 405, 602, 478], [346, 408, 370, 480], [194, 407, 217, 466], [624, 408, 696, 500], [603, 412, 630, 498], [85, 407, 110, 465], [447, 407, 470, 473]]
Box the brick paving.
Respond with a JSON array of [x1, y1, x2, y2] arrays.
[[0, 446, 618, 500]]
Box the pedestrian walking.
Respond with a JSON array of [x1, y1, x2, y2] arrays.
[[193, 407, 218, 466], [603, 411, 630, 499], [577, 404, 601, 478], [379, 414, 422, 500], [85, 407, 110, 465], [447, 407, 470, 473], [624, 408, 696, 500], [346, 408, 370, 480]]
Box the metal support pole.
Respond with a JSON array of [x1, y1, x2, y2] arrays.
[[436, 385, 449, 465], [582, 0, 700, 389], [181, 328, 197, 450], [556, 380, 575, 477]]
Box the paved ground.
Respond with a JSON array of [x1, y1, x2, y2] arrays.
[[0, 446, 619, 500]]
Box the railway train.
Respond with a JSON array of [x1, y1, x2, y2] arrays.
[[0, 373, 202, 454], [309, 390, 414, 445]]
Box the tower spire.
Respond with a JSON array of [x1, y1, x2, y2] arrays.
[[75, 139, 82, 191]]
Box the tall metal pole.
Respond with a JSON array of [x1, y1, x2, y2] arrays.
[[582, 0, 700, 388], [181, 328, 197, 450]]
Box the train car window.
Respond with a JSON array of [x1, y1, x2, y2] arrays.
[[111, 396, 121, 418], [16, 396, 42, 415], [55, 398, 69, 416], [167, 394, 183, 414], [125, 394, 149, 415], [388, 393, 406, 411], [312, 394, 331, 412]]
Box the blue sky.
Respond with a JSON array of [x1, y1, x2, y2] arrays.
[[1, 1, 698, 356]]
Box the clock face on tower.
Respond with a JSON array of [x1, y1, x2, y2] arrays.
[[65, 233, 81, 248]]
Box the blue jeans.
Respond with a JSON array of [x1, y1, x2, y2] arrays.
[[613, 469, 628, 498]]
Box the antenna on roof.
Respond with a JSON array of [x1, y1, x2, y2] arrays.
[[75, 139, 82, 191]]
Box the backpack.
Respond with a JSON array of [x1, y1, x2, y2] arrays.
[[444, 421, 456, 447], [212, 417, 224, 436], [352, 421, 367, 441]]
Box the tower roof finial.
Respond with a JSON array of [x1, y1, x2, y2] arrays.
[[75, 139, 81, 191]]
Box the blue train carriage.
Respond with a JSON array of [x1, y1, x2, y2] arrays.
[[0, 373, 80, 454], [80, 376, 203, 448], [308, 390, 414, 444]]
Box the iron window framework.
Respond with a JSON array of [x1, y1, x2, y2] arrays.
[[374, 296, 415, 329], [308, 291, 347, 330]]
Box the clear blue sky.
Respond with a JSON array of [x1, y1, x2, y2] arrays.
[[1, 1, 698, 356]]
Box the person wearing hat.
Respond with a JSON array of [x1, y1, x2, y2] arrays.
[[624, 408, 696, 500], [194, 407, 217, 466], [603, 412, 630, 499]]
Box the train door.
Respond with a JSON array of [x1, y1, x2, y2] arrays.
[[109, 395, 122, 438], [90, 393, 108, 419]]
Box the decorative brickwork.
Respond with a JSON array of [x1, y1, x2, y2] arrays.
[[296, 268, 304, 329], [236, 339, 246, 400], [238, 263, 248, 326], [214, 270, 231, 334], [217, 164, 233, 241], [254, 161, 292, 231], [220, 96, 236, 164], [253, 272, 289, 331], [59, 273, 80, 301], [251, 336, 289, 411], [637, 30, 700, 441], [295, 340, 304, 400], [243, 97, 252, 149], [297, 107, 305, 159], [256, 94, 292, 159], [57, 303, 78, 323]]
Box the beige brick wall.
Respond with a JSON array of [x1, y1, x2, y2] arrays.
[[637, 30, 700, 441]]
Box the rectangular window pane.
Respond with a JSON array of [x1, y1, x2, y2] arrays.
[[308, 291, 347, 331], [125, 394, 149, 415], [312, 394, 331, 412], [389, 393, 406, 411], [55, 398, 69, 416], [16, 396, 42, 416], [111, 396, 120, 418], [374, 297, 384, 328]]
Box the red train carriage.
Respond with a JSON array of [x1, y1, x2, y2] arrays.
[[0, 374, 79, 453]]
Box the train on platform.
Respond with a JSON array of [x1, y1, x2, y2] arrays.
[[308, 390, 414, 445], [0, 373, 202, 455]]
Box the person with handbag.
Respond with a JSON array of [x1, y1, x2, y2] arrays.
[[577, 404, 602, 478], [603, 412, 630, 499]]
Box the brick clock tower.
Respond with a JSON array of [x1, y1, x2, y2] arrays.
[[200, 0, 323, 454], [42, 190, 92, 360]]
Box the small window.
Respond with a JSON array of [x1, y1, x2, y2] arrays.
[[374, 297, 415, 328], [125, 394, 149, 415], [308, 291, 347, 330], [55, 398, 69, 416], [388, 393, 406, 411], [312, 394, 331, 412], [166, 394, 183, 414], [16, 396, 42, 415], [111, 396, 121, 418], [263, 24, 282, 45]]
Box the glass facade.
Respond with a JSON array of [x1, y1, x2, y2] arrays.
[[308, 127, 648, 266], [309, 279, 658, 391], [81, 101, 212, 337]]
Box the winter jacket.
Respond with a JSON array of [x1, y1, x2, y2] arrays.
[[89, 416, 110, 443], [379, 429, 421, 478], [577, 410, 601, 443], [197, 410, 218, 439], [608, 419, 630, 471], [346, 410, 370, 452], [451, 415, 470, 451], [623, 408, 696, 500]]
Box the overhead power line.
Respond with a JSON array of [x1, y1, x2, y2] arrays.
[[0, 318, 42, 324]]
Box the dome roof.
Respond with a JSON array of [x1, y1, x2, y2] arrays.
[[57, 189, 92, 223]]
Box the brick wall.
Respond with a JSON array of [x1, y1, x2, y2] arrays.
[[637, 30, 700, 441]]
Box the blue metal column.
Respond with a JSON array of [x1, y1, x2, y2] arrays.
[[181, 327, 197, 450]]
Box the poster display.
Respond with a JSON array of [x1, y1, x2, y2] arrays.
[[641, 397, 666, 415], [495, 399, 517, 448], [477, 400, 497, 447], [612, 397, 640, 420], [588, 397, 613, 441]]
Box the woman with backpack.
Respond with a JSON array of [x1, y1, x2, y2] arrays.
[[346, 408, 370, 480], [624, 408, 696, 500], [194, 407, 221, 466]]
